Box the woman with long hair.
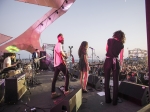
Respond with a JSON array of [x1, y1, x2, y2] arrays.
[[78, 41, 90, 93], [104, 30, 126, 105]]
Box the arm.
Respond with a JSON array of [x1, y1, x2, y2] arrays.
[[120, 48, 124, 66], [60, 44, 67, 58], [84, 54, 90, 70], [106, 44, 108, 52]]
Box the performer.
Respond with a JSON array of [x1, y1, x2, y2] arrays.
[[2, 53, 17, 73], [104, 30, 125, 105], [51, 33, 70, 99], [78, 41, 90, 93], [32, 49, 40, 74]]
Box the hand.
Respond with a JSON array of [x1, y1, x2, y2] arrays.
[[12, 63, 17, 67], [87, 66, 90, 71]]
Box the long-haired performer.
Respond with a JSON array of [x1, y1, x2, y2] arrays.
[[104, 30, 126, 105], [51, 33, 70, 99], [78, 41, 90, 93]]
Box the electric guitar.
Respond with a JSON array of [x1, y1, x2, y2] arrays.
[[34, 56, 46, 63], [60, 53, 67, 65]]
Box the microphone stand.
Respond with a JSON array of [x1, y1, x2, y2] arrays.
[[88, 47, 95, 91]]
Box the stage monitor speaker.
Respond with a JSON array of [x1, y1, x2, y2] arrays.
[[40, 51, 47, 69], [87, 75, 103, 91], [50, 87, 82, 112], [4, 73, 27, 104], [119, 81, 150, 106]]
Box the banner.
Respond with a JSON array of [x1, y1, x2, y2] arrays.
[[43, 43, 55, 50]]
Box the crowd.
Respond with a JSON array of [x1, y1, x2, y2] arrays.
[[120, 59, 149, 86]]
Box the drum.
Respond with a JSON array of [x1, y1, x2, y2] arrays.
[[8, 70, 21, 77], [24, 64, 32, 78]]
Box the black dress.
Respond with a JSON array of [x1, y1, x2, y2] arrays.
[[78, 51, 88, 72]]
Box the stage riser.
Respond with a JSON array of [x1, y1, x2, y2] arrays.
[[50, 87, 82, 112]]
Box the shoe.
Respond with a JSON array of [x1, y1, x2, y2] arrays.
[[64, 91, 71, 96], [51, 93, 61, 99], [82, 89, 88, 93]]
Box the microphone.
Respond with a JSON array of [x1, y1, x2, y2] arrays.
[[89, 47, 94, 49]]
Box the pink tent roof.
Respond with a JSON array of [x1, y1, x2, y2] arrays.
[[0, 34, 13, 45]]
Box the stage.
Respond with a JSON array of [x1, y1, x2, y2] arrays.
[[0, 71, 147, 112]]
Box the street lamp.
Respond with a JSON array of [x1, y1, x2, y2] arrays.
[[69, 46, 73, 56]]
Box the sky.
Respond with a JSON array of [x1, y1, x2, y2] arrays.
[[0, 0, 147, 60]]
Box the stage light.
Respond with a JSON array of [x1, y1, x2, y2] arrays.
[[48, 17, 51, 20], [56, 10, 58, 14], [61, 5, 64, 9]]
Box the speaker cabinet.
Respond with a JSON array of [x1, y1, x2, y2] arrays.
[[87, 75, 103, 91], [40, 51, 47, 70], [5, 73, 27, 103], [119, 81, 150, 106], [50, 87, 82, 112]]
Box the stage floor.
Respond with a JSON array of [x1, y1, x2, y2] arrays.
[[0, 71, 144, 112]]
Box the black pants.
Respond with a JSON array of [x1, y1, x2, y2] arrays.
[[51, 63, 69, 93], [104, 58, 120, 105]]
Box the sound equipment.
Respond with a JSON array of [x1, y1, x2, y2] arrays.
[[39, 51, 47, 70], [119, 81, 150, 106], [5, 73, 27, 103], [40, 51, 46, 60], [87, 75, 103, 91], [50, 86, 82, 112]]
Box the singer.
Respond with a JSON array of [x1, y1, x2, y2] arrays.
[[104, 30, 125, 105], [78, 41, 90, 93]]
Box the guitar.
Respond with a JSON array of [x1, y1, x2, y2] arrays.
[[60, 53, 67, 65], [34, 56, 46, 63]]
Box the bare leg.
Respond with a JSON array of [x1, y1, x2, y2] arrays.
[[83, 72, 88, 90], [80, 71, 84, 89]]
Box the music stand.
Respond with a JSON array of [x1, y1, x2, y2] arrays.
[[88, 48, 96, 91]]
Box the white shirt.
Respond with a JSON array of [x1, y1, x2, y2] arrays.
[[3, 57, 11, 69], [54, 42, 63, 67]]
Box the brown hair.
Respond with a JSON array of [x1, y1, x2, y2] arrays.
[[57, 33, 63, 38], [113, 30, 126, 44], [78, 41, 88, 58]]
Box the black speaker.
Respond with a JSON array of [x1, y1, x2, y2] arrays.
[[87, 75, 103, 91], [40, 51, 47, 70], [4, 73, 27, 104], [50, 86, 82, 112], [40, 51, 46, 60], [119, 81, 150, 106]]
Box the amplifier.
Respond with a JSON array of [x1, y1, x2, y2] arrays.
[[5, 73, 27, 103]]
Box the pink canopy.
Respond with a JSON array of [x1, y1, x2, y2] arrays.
[[0, 0, 75, 53], [0, 34, 13, 45]]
